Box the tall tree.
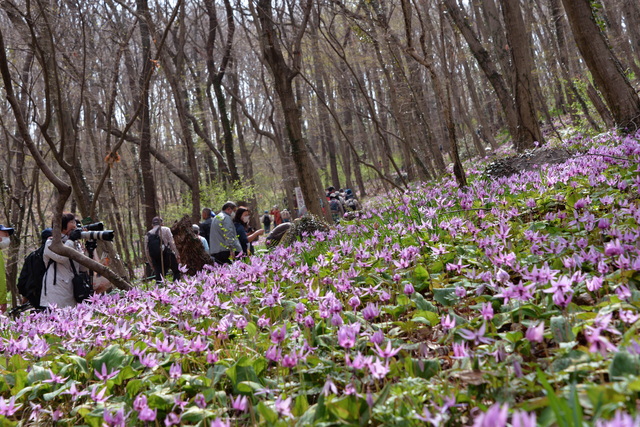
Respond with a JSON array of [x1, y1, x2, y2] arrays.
[[499, 0, 545, 150], [253, 0, 326, 218], [205, 0, 240, 183], [136, 0, 159, 227], [442, 0, 519, 143], [561, 0, 640, 131]]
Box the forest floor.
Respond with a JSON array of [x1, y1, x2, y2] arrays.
[[484, 146, 576, 178]]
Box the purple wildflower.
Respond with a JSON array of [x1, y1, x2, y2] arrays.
[[0, 396, 21, 416], [480, 303, 494, 321], [103, 407, 127, 427], [322, 379, 338, 396], [512, 410, 536, 427], [442, 314, 456, 330], [274, 396, 293, 418], [458, 323, 493, 345], [525, 322, 544, 343], [95, 363, 120, 381], [452, 342, 469, 359], [231, 395, 249, 412], [620, 310, 639, 324], [374, 341, 401, 359], [473, 403, 508, 427], [138, 407, 157, 422], [616, 284, 632, 301], [348, 296, 360, 309], [210, 418, 231, 427], [133, 394, 148, 412], [270, 324, 287, 344], [169, 362, 182, 380], [43, 369, 68, 384], [337, 323, 360, 349], [265, 345, 282, 362], [604, 239, 624, 256], [586, 276, 603, 292], [303, 315, 315, 328], [370, 330, 384, 345], [194, 393, 206, 409], [164, 412, 180, 426], [403, 283, 415, 295], [362, 303, 379, 321]]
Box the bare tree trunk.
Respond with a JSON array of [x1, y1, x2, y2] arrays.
[[0, 27, 131, 291], [562, 0, 640, 131], [586, 83, 616, 128], [310, 10, 340, 189], [254, 0, 325, 219], [136, 0, 159, 227], [622, 1, 640, 63], [401, 0, 467, 186], [443, 0, 519, 143], [547, 0, 602, 131], [205, 0, 239, 183], [481, 0, 514, 89], [601, 0, 640, 79], [500, 0, 545, 150], [462, 58, 498, 150]]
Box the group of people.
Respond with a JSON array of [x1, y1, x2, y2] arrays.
[[261, 205, 291, 233], [0, 188, 364, 311], [144, 202, 266, 284], [202, 202, 264, 265], [326, 186, 360, 223]]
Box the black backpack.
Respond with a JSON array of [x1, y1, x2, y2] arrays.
[[330, 199, 341, 212], [17, 244, 52, 308], [147, 227, 163, 259]]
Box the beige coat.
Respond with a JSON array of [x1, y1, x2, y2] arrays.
[[40, 238, 87, 309]]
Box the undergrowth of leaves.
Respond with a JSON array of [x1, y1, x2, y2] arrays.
[[1, 131, 640, 426]]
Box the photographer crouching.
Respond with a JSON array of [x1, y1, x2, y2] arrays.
[[40, 213, 112, 309]]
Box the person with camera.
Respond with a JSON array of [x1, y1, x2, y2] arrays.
[[40, 213, 88, 309], [144, 217, 181, 284]]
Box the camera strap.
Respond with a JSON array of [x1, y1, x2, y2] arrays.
[[69, 259, 78, 276], [43, 259, 56, 296]]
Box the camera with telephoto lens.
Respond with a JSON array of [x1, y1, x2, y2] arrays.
[[80, 222, 115, 241]]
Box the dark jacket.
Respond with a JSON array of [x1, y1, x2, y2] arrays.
[[234, 222, 254, 256], [199, 217, 212, 245]]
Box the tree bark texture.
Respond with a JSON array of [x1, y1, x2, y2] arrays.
[[500, 0, 545, 151], [561, 0, 640, 132], [256, 0, 325, 218]]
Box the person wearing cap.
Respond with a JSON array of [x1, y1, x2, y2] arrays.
[[192, 224, 209, 253], [209, 201, 242, 264], [144, 217, 181, 284], [0, 224, 15, 313]]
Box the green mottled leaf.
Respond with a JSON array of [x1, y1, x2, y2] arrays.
[[609, 352, 640, 378], [91, 345, 127, 372]]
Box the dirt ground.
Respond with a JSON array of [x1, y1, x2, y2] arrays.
[[484, 147, 575, 178]]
